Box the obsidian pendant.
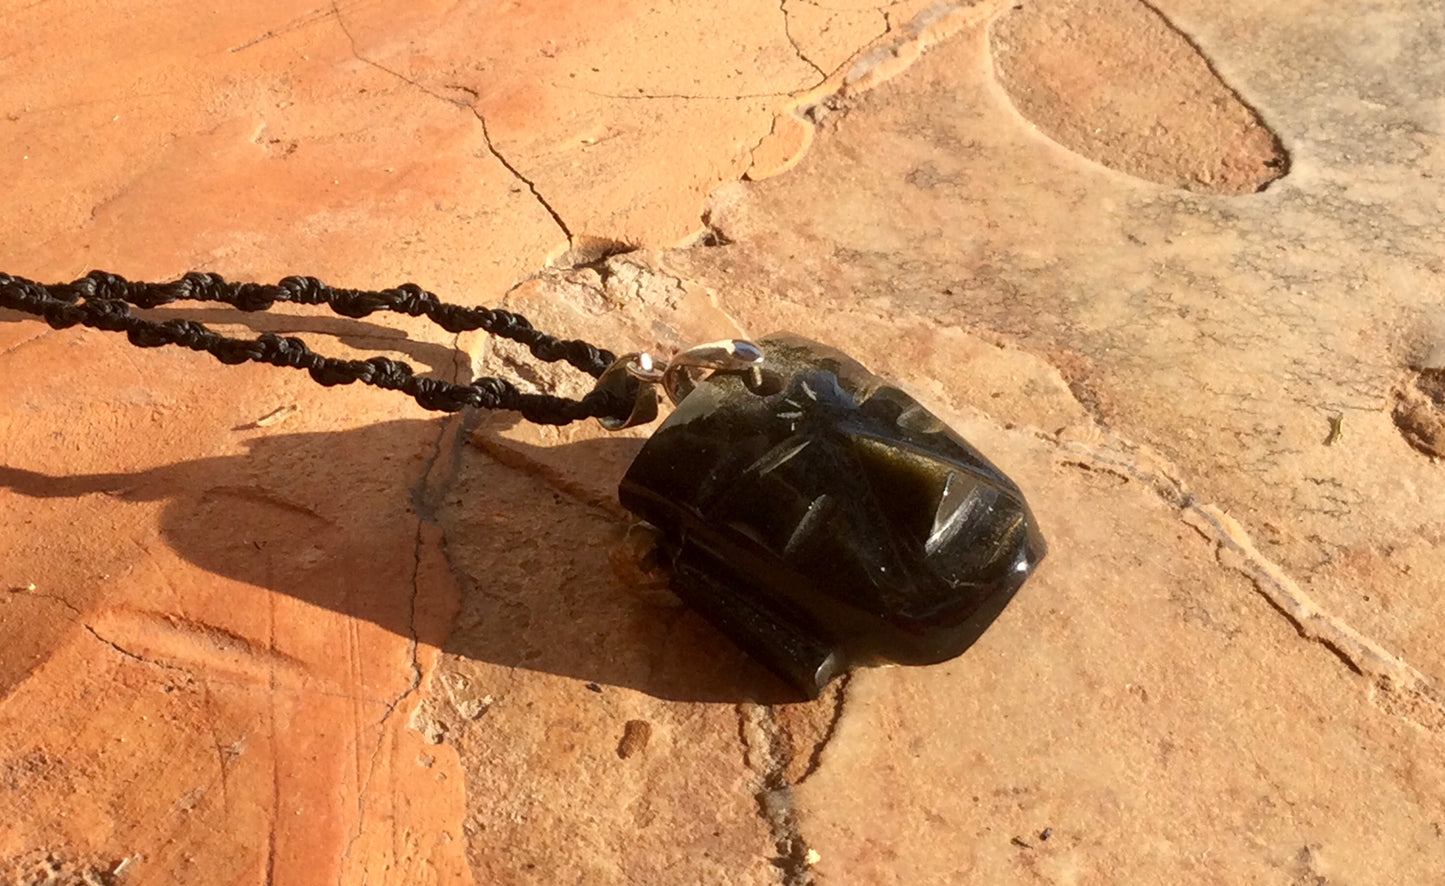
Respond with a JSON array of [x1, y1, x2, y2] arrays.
[[619, 334, 1046, 698]]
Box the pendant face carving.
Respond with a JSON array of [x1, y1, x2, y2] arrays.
[[619, 334, 1047, 698]]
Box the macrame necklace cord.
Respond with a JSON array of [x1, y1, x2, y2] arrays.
[[0, 270, 632, 426]]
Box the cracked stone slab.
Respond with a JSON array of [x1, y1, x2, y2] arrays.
[[1, 0, 958, 288], [3, 0, 1443, 883]]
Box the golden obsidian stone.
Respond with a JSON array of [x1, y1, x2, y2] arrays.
[[620, 334, 1047, 698]]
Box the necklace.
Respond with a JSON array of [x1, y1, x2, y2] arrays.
[[1, 270, 1046, 698]]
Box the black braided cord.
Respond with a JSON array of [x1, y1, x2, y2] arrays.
[[0, 271, 633, 426]]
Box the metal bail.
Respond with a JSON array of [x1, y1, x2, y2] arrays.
[[660, 339, 765, 405], [593, 339, 766, 430], [592, 353, 660, 430]]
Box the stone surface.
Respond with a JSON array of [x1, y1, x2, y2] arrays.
[[3, 0, 1444, 883], [668, 1, 1445, 879], [991, 0, 1288, 193]]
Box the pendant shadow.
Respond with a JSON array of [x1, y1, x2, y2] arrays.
[[1, 417, 793, 704]]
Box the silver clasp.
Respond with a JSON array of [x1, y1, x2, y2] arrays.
[[593, 339, 765, 430]]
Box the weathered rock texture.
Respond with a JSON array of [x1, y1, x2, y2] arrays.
[[991, 0, 1289, 192], [2, 0, 1443, 883]]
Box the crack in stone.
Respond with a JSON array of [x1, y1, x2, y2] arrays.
[[412, 412, 471, 520], [780, 0, 829, 83], [1055, 435, 1445, 733], [337, 413, 447, 875], [203, 699, 237, 814], [329, 2, 573, 243], [737, 703, 816, 885], [81, 624, 192, 675], [561, 84, 798, 102], [227, 3, 341, 52], [337, 521, 426, 877], [463, 105, 573, 241], [4, 586, 194, 676], [795, 673, 850, 785], [337, 405, 469, 874], [266, 666, 279, 886], [743, 115, 785, 178], [1184, 502, 1444, 729], [4, 584, 78, 613]]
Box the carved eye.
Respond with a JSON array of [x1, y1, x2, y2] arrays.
[[848, 432, 1032, 589]]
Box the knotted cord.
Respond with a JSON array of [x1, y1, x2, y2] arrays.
[[0, 271, 632, 426]]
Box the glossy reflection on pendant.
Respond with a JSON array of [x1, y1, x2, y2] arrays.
[[619, 334, 1047, 698]]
